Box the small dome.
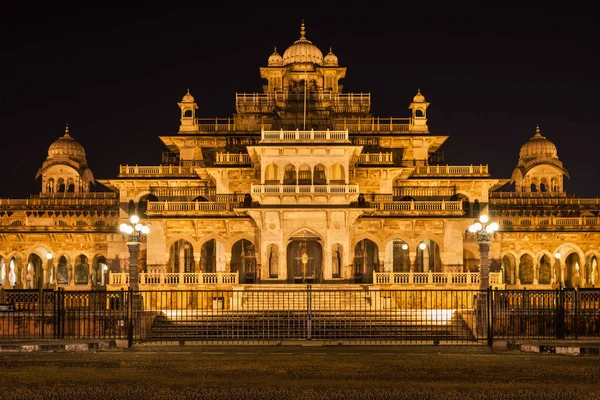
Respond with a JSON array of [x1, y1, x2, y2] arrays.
[[268, 47, 283, 66], [282, 21, 323, 66], [519, 125, 557, 159], [323, 47, 338, 66], [181, 89, 195, 102], [47, 125, 86, 160], [413, 89, 426, 102]]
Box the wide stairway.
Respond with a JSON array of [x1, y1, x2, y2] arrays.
[[144, 285, 478, 343]]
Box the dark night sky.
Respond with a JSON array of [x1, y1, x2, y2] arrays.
[[1, 7, 599, 199]]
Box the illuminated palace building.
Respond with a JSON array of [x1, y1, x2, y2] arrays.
[[1, 23, 599, 292]]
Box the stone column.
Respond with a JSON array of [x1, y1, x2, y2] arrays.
[[533, 261, 539, 285], [224, 253, 231, 273]]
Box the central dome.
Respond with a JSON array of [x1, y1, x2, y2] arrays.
[[282, 22, 323, 66], [48, 125, 86, 160], [519, 125, 557, 159]]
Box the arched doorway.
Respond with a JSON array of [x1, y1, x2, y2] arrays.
[[414, 239, 441, 273], [353, 239, 378, 283], [169, 239, 195, 273], [57, 256, 69, 285], [231, 239, 257, 284], [384, 239, 409, 272], [287, 238, 322, 283], [74, 255, 89, 286], [92, 255, 108, 287], [26, 254, 44, 289]]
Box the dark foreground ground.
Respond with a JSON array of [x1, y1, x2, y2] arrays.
[[1, 344, 599, 400]]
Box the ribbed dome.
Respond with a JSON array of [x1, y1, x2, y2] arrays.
[[181, 89, 195, 102], [413, 89, 426, 102], [48, 125, 86, 160], [519, 125, 557, 159], [282, 22, 323, 66], [268, 47, 283, 66], [323, 47, 338, 66]]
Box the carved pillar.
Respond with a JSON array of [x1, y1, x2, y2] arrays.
[[378, 252, 387, 273], [224, 253, 232, 273], [515, 262, 521, 286], [533, 261, 539, 285], [409, 252, 417, 273]]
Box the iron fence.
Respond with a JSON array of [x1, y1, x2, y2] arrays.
[[0, 287, 598, 346]]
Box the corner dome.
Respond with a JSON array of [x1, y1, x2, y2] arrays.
[[519, 125, 557, 159], [181, 89, 195, 102], [48, 125, 86, 160], [413, 89, 426, 102], [268, 47, 283, 66], [323, 47, 338, 66], [282, 21, 323, 66]]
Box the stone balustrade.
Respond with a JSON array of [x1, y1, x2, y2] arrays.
[[109, 271, 239, 286], [373, 271, 503, 286]]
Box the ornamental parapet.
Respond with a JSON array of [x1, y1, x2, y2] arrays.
[[367, 200, 463, 216], [251, 184, 359, 194], [0, 196, 119, 210], [497, 216, 600, 229], [146, 201, 233, 216]]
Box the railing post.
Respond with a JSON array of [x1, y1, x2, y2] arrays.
[[487, 288, 493, 347], [40, 288, 45, 339], [127, 287, 133, 348], [557, 288, 564, 339], [306, 284, 312, 340]]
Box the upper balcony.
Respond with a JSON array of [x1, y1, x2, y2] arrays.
[[260, 129, 349, 143], [235, 91, 371, 114], [192, 117, 412, 134]]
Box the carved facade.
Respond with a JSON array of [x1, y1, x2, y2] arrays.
[[1, 23, 598, 291]]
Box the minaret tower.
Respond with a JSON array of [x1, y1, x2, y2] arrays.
[[178, 89, 199, 133], [409, 89, 430, 133]]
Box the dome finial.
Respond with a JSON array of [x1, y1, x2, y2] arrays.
[[65, 123, 69, 134], [300, 20, 306, 39], [535, 124, 541, 136]]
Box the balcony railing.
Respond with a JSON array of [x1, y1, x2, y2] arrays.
[[411, 165, 489, 176], [358, 152, 394, 164], [251, 184, 359, 194], [260, 129, 349, 143], [379, 200, 463, 212], [373, 271, 503, 285], [119, 165, 197, 177], [392, 186, 457, 198], [215, 152, 252, 165]]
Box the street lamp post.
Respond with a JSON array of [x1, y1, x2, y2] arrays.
[[119, 215, 150, 292], [468, 214, 499, 290], [468, 214, 498, 343]]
